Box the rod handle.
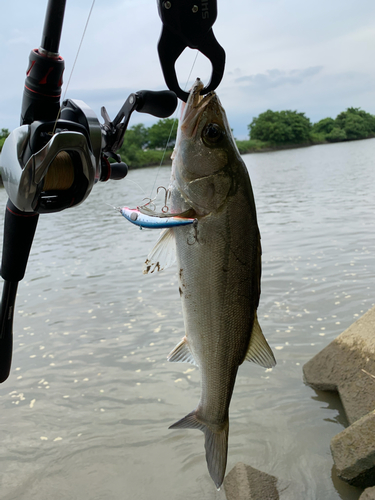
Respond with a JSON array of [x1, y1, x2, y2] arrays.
[[1, 200, 39, 283], [0, 281, 18, 382]]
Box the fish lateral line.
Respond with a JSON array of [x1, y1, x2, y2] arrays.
[[120, 207, 197, 229]]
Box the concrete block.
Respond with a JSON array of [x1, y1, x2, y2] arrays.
[[331, 410, 375, 488], [303, 305, 375, 424], [224, 462, 279, 500], [359, 486, 375, 500]]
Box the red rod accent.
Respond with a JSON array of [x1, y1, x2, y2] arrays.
[[24, 84, 61, 98], [6, 207, 38, 218]]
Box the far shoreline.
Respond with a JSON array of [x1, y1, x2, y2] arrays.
[[235, 133, 375, 156], [0, 136, 374, 180], [129, 134, 375, 169]]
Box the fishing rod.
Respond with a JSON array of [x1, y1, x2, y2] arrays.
[[0, 0, 177, 383], [0, 0, 68, 384], [0, 0, 225, 384]]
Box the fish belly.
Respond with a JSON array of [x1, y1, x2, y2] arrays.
[[175, 197, 259, 424]]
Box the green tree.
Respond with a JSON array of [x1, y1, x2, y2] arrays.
[[335, 107, 375, 140], [248, 110, 312, 144], [117, 122, 175, 168], [123, 123, 148, 149], [148, 118, 178, 149], [343, 113, 368, 140], [312, 117, 335, 135], [325, 127, 347, 142], [117, 124, 148, 165], [0, 128, 10, 150]]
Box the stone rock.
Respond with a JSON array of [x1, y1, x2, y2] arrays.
[[303, 306, 375, 489], [303, 305, 375, 425], [360, 486, 375, 500], [331, 410, 375, 488], [224, 462, 279, 500]]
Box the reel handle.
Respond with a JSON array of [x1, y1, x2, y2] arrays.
[[102, 89, 177, 154], [135, 90, 178, 118]]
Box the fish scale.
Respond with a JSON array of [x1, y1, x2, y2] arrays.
[[144, 78, 276, 488]]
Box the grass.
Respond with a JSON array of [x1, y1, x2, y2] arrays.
[[126, 148, 174, 168], [235, 139, 272, 154]]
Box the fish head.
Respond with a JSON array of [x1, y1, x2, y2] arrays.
[[171, 79, 240, 215]]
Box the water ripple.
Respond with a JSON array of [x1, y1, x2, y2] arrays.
[[1, 140, 374, 499]]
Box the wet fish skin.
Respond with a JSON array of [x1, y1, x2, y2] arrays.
[[145, 79, 276, 488]]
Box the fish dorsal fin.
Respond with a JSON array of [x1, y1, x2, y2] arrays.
[[167, 337, 197, 366], [143, 228, 176, 274], [245, 312, 276, 368]]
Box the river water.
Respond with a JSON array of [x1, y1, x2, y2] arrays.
[[0, 138, 374, 500]]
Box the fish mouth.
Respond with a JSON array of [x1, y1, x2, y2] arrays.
[[180, 79, 221, 138], [187, 79, 213, 109]]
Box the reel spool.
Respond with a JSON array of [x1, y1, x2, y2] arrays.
[[42, 151, 75, 191]]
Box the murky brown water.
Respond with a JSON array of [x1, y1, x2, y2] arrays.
[[0, 138, 374, 499]]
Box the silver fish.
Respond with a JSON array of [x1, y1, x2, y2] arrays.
[[144, 79, 276, 488]]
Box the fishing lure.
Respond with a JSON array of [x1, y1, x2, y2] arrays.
[[120, 207, 196, 229]]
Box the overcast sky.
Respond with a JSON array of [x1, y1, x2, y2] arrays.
[[1, 0, 375, 139]]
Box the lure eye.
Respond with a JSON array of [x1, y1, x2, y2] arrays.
[[202, 123, 224, 145]]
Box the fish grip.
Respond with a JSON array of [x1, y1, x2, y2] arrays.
[[157, 0, 226, 101]]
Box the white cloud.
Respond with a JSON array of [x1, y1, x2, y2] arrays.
[[235, 66, 324, 89], [1, 0, 375, 140]]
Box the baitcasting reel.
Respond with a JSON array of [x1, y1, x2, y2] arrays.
[[0, 0, 177, 383], [1, 91, 177, 214]]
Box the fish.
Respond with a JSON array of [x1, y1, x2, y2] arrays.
[[143, 79, 276, 488]]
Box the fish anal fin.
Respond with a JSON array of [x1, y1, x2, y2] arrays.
[[167, 337, 197, 366], [169, 410, 229, 489], [142, 228, 176, 274], [245, 312, 276, 368], [169, 410, 205, 431]]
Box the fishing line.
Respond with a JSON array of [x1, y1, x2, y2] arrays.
[[123, 177, 148, 197], [148, 51, 200, 200], [106, 177, 148, 216], [47, 0, 96, 191], [52, 0, 96, 136], [61, 0, 96, 102]]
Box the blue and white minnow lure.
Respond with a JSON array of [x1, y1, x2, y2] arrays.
[[120, 207, 196, 229]]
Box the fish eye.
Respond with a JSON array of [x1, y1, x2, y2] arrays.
[[202, 123, 224, 145]]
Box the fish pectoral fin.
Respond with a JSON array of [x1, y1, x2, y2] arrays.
[[142, 228, 176, 274], [167, 337, 197, 366], [169, 411, 229, 489], [245, 312, 277, 368]]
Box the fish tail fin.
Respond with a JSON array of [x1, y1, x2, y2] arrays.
[[204, 421, 229, 489], [169, 411, 229, 489]]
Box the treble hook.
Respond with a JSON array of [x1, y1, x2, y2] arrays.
[[141, 197, 157, 211], [157, 186, 171, 213]]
